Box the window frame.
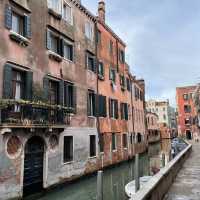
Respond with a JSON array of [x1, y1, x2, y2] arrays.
[[85, 21, 93, 41], [88, 90, 96, 117], [48, 0, 62, 14], [122, 134, 128, 149], [63, 39, 74, 61], [63, 135, 74, 164], [89, 135, 96, 158], [112, 133, 117, 151], [62, 1, 73, 25]]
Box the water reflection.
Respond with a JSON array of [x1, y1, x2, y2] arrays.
[[37, 139, 173, 200]]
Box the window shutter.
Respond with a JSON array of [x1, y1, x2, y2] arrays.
[[109, 98, 112, 117], [120, 103, 123, 119], [43, 76, 49, 102], [59, 80, 64, 106], [115, 100, 118, 119], [125, 103, 128, 120], [5, 4, 12, 30], [109, 68, 112, 80], [94, 94, 97, 117], [59, 38, 64, 56], [46, 30, 51, 50], [102, 96, 107, 117], [3, 63, 12, 99], [72, 85, 77, 114], [25, 71, 33, 101], [24, 15, 31, 38], [93, 57, 97, 73], [87, 92, 90, 116], [85, 52, 88, 69]]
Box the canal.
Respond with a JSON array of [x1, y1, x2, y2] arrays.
[[36, 139, 175, 200]]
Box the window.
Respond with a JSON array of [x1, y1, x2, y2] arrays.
[[98, 95, 107, 117], [137, 133, 142, 143], [85, 21, 93, 40], [109, 99, 118, 119], [184, 105, 191, 113], [185, 118, 191, 125], [90, 135, 96, 157], [48, 0, 61, 14], [63, 3, 72, 24], [109, 40, 113, 54], [112, 133, 117, 151], [109, 68, 116, 83], [86, 51, 96, 72], [47, 30, 74, 60], [126, 78, 131, 91], [12, 70, 25, 100], [99, 134, 104, 153], [63, 136, 73, 163], [119, 49, 125, 63], [88, 90, 96, 116], [47, 31, 60, 54], [120, 75, 126, 89], [123, 134, 128, 148], [64, 82, 75, 110], [97, 30, 101, 45], [163, 114, 166, 120], [49, 80, 59, 105], [183, 94, 188, 101], [98, 62, 104, 78], [12, 12, 24, 36], [121, 103, 128, 120], [63, 41, 73, 61]]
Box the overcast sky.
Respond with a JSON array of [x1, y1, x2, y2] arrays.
[[82, 0, 200, 107]]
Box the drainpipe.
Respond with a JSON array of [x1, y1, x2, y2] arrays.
[[95, 19, 102, 170]]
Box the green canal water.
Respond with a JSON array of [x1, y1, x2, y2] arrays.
[[37, 140, 172, 200]]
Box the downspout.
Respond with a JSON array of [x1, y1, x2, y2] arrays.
[[95, 19, 102, 170]]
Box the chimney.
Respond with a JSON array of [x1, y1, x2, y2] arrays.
[[98, 0, 105, 22]]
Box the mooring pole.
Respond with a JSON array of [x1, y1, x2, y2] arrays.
[[135, 153, 140, 192], [97, 170, 103, 200], [162, 153, 165, 167]]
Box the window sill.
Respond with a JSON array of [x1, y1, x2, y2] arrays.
[[48, 8, 62, 20], [87, 69, 96, 74], [124, 148, 128, 150], [89, 156, 97, 159], [9, 31, 29, 46], [63, 160, 74, 165], [48, 50, 63, 62], [98, 74, 105, 81], [88, 116, 96, 119], [63, 57, 74, 63], [112, 150, 117, 152]]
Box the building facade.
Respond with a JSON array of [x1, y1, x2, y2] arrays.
[[0, 0, 147, 199], [176, 86, 197, 139], [146, 112, 160, 143], [146, 99, 176, 129]]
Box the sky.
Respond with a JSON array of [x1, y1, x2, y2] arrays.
[[82, 0, 200, 107]]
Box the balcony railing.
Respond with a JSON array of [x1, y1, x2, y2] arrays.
[[0, 99, 73, 127]]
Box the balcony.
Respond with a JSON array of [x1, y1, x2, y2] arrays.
[[0, 99, 73, 128]]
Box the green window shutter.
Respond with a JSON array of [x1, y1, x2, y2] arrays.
[[46, 30, 51, 50], [125, 104, 128, 120], [72, 85, 77, 114], [115, 100, 118, 119], [25, 71, 33, 100], [87, 92, 90, 116], [59, 80, 64, 106], [5, 4, 12, 30], [59, 38, 64, 56], [109, 98, 112, 118], [43, 76, 49, 102], [93, 58, 97, 73], [24, 15, 31, 38], [120, 103, 123, 119], [102, 95, 107, 117], [3, 63, 12, 99], [85, 52, 88, 69]]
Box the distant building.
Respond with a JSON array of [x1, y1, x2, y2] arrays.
[[146, 99, 176, 129], [146, 112, 160, 143], [176, 86, 197, 139]]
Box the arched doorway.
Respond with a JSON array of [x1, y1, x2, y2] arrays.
[[186, 130, 192, 140], [23, 136, 45, 197]]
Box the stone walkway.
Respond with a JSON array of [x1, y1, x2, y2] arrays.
[[164, 141, 200, 200]]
